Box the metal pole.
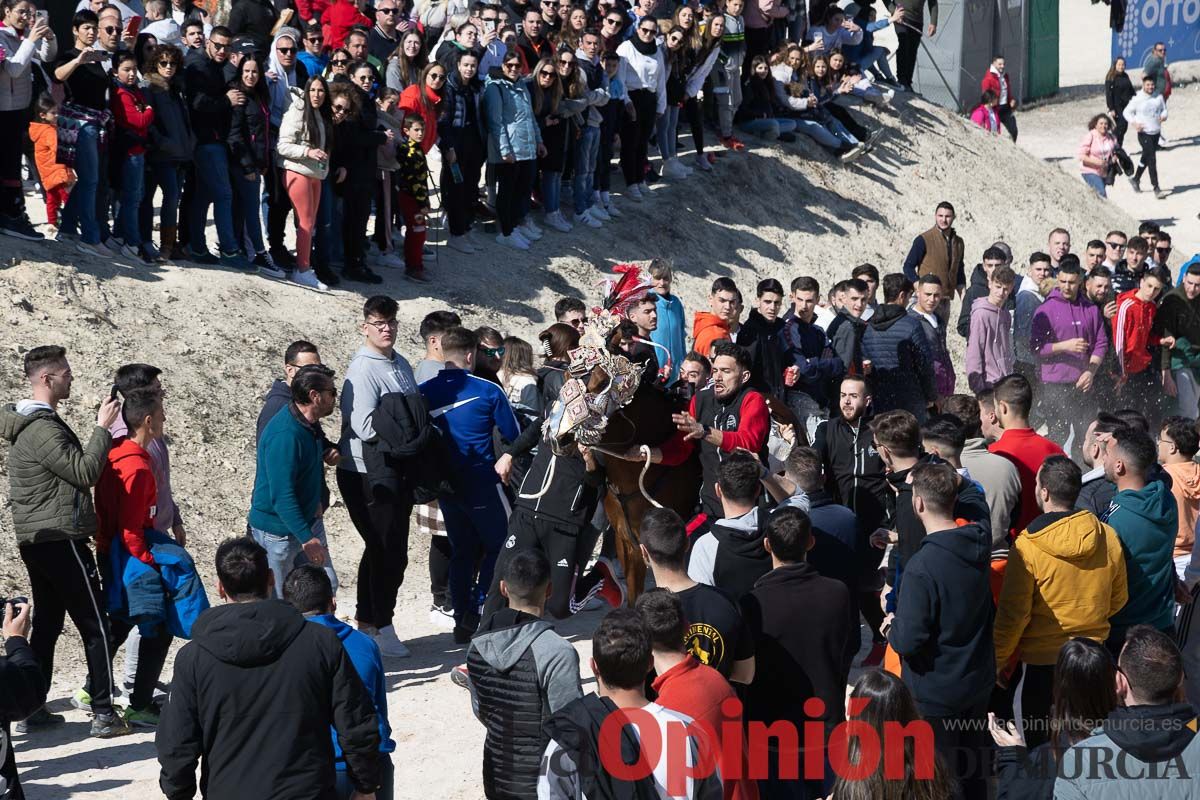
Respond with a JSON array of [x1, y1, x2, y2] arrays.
[[896, 17, 964, 112]]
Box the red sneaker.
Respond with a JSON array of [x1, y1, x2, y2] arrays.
[[706, 152, 717, 164], [593, 557, 626, 608], [721, 136, 746, 152], [450, 664, 470, 689]]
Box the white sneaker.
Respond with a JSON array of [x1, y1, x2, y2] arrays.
[[511, 228, 533, 248], [496, 232, 530, 250], [574, 210, 602, 228], [523, 217, 544, 237], [447, 235, 476, 254], [429, 603, 455, 630], [290, 269, 328, 291], [694, 155, 713, 172], [661, 159, 686, 179], [587, 204, 611, 222], [545, 211, 573, 233], [76, 241, 105, 257], [604, 201, 621, 217], [518, 222, 543, 241], [626, 184, 643, 201], [373, 625, 412, 658], [374, 250, 405, 269]]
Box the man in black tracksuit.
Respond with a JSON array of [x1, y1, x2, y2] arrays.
[[157, 538, 381, 799], [481, 439, 605, 620], [813, 375, 893, 645]]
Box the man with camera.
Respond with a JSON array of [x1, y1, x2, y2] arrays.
[[0, 597, 46, 798]]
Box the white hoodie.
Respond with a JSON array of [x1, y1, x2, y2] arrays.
[[1123, 88, 1167, 135]]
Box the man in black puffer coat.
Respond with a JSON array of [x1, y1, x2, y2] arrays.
[[735, 278, 788, 400], [466, 548, 582, 800], [862, 274, 936, 422]]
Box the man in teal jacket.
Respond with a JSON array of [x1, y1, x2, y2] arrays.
[[1101, 426, 1180, 655], [249, 364, 339, 598]]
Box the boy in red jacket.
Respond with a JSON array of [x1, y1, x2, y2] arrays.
[[94, 388, 173, 727], [1114, 266, 1174, 423]]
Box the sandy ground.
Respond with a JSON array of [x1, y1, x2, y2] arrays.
[[0, 25, 1190, 799]]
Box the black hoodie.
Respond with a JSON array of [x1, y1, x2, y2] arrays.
[[888, 523, 996, 718], [156, 600, 381, 800], [735, 308, 786, 398], [741, 562, 853, 732], [542, 694, 660, 800]]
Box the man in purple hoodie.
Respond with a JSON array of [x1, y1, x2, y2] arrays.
[[1030, 261, 1109, 454]]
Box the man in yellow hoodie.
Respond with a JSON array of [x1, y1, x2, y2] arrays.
[[692, 277, 741, 358], [1158, 416, 1200, 579], [993, 455, 1128, 749]]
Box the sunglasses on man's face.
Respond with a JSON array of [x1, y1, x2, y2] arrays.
[[1157, 247, 1172, 254], [210, 40, 230, 50], [308, 37, 323, 43], [378, 6, 399, 12], [276, 46, 296, 54], [482, 346, 505, 358], [639, 26, 656, 34], [102, 25, 118, 33], [1106, 241, 1126, 249]]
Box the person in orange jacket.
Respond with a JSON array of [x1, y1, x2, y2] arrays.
[[693, 276, 741, 358], [28, 94, 75, 229]]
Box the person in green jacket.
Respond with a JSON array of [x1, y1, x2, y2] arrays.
[[0, 345, 130, 738], [1101, 426, 1180, 656], [248, 363, 340, 598], [1153, 263, 1200, 418]]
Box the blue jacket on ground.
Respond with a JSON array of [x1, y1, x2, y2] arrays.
[[249, 404, 325, 542], [1102, 480, 1178, 633], [308, 613, 396, 768], [420, 368, 521, 475]]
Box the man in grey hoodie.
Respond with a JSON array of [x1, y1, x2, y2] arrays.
[[466, 548, 582, 800], [337, 295, 420, 658]]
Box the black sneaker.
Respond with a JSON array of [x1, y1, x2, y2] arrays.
[[91, 711, 133, 739], [14, 706, 65, 734], [0, 213, 45, 241], [313, 264, 341, 287], [450, 665, 470, 688], [187, 248, 219, 265], [270, 247, 297, 269], [344, 265, 383, 285]]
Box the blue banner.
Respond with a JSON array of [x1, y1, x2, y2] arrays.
[[1112, 0, 1200, 66]]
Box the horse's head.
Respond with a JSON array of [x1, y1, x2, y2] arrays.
[[542, 345, 646, 454]]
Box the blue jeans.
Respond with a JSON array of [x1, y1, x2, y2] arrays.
[[250, 519, 338, 599], [314, 177, 343, 266], [541, 169, 562, 214], [861, 45, 896, 82], [656, 105, 680, 159], [573, 125, 600, 211], [116, 153, 145, 247], [738, 118, 798, 140], [793, 118, 842, 149], [233, 172, 266, 255], [61, 123, 101, 244], [826, 116, 859, 146], [140, 161, 182, 243], [190, 143, 237, 254], [1083, 173, 1108, 197]]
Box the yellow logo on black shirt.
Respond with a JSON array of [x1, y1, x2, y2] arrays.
[[685, 623, 725, 668]]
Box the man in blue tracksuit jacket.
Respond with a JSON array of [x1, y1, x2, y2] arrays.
[[283, 564, 396, 800], [418, 327, 521, 641]]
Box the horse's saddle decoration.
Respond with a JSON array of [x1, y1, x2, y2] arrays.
[[543, 264, 650, 447]]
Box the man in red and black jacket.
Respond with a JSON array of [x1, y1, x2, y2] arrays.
[[657, 342, 771, 520]]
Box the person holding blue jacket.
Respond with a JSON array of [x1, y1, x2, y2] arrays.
[[285, 564, 395, 800], [249, 364, 339, 599], [419, 326, 521, 644]]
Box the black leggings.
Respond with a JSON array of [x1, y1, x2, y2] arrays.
[[683, 96, 705, 155], [1135, 130, 1160, 190], [441, 147, 484, 237], [896, 29, 922, 86], [0, 107, 30, 218], [828, 103, 873, 142], [620, 89, 657, 187], [495, 159, 535, 236]]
